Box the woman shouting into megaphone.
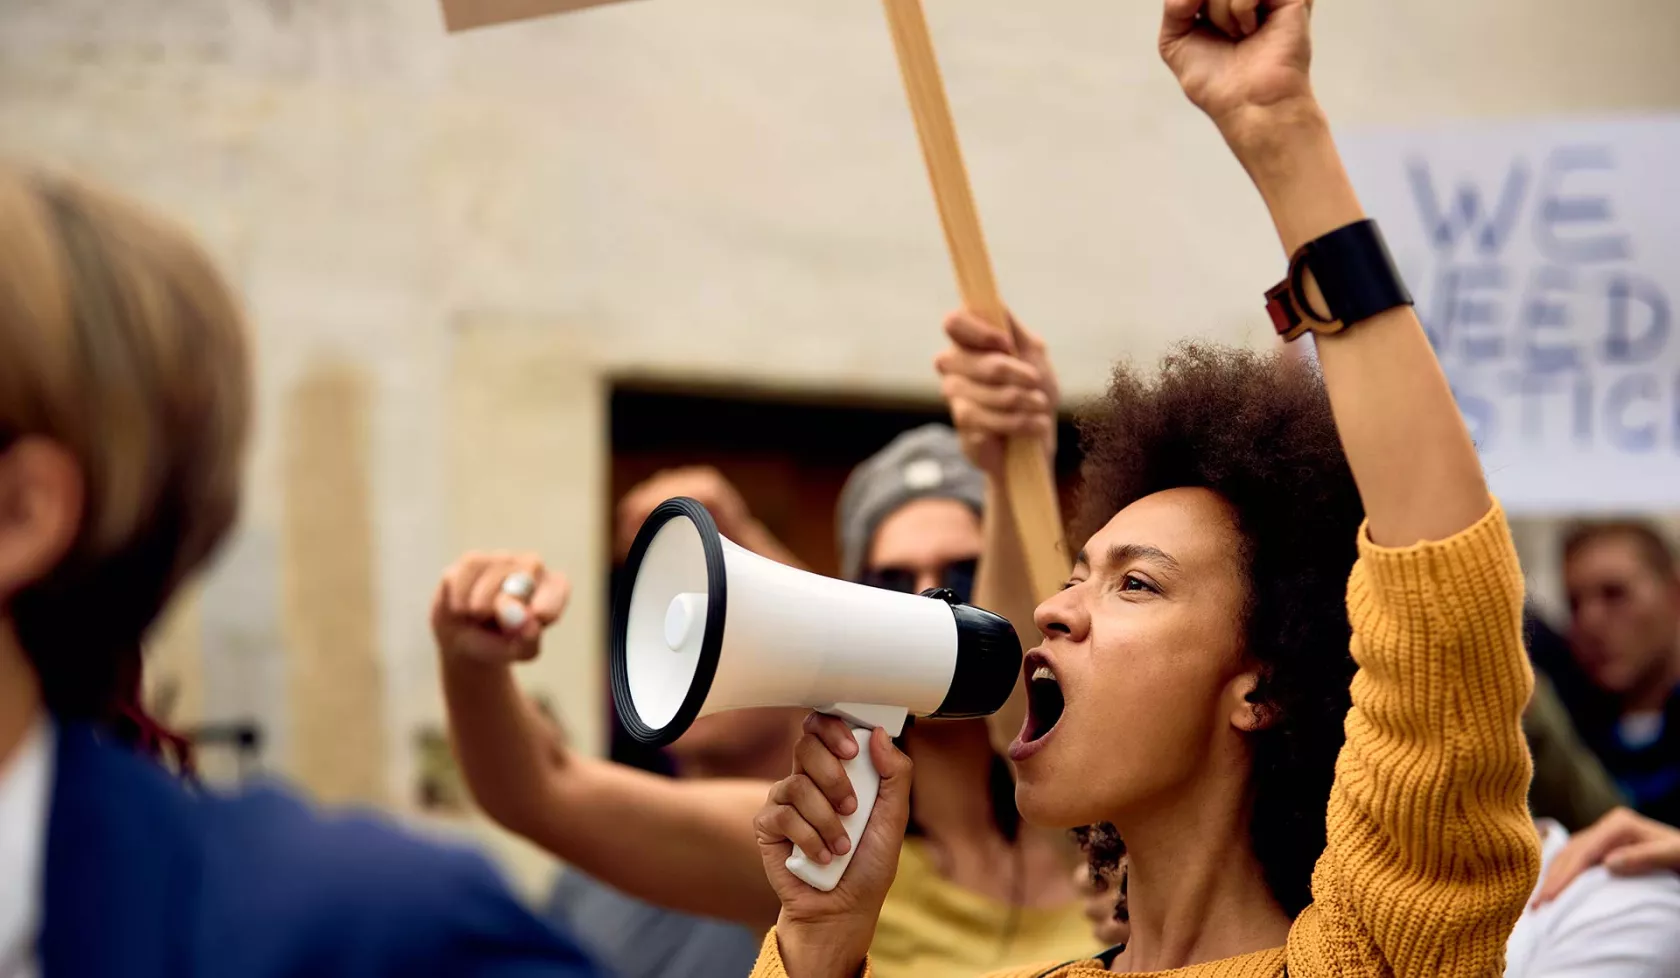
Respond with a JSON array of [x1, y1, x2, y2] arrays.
[[748, 1, 1541, 976]]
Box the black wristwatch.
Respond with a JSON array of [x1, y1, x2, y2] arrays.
[[1266, 219, 1413, 342]]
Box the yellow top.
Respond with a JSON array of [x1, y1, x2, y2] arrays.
[[752, 503, 1541, 978], [869, 838, 1100, 978]]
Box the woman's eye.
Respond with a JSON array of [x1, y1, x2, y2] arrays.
[[1120, 574, 1157, 593], [1058, 578, 1080, 592]]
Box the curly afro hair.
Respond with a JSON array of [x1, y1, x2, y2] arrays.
[[1070, 343, 1365, 917]]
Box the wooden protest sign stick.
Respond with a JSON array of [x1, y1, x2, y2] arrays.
[[881, 0, 1070, 600]]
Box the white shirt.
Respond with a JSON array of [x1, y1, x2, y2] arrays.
[[0, 717, 51, 978], [1506, 819, 1680, 978]]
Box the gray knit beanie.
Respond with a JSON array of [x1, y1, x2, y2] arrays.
[[836, 424, 985, 582]]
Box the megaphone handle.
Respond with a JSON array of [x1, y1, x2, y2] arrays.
[[784, 726, 878, 892]]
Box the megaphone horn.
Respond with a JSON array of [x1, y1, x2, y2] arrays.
[[610, 497, 1022, 891]]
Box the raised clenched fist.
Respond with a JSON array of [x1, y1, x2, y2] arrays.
[[1159, 0, 1317, 156], [432, 552, 570, 667]]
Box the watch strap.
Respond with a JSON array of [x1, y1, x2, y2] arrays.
[[1267, 219, 1413, 340]]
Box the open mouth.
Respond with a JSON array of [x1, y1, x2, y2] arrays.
[[1020, 652, 1065, 744]]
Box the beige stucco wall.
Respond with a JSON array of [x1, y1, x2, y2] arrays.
[[4, 0, 1677, 894]]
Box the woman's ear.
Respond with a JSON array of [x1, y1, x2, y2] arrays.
[[1227, 671, 1275, 733], [0, 438, 84, 604]]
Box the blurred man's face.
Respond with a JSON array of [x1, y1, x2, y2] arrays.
[[1566, 534, 1680, 701], [863, 498, 984, 599], [668, 708, 801, 773]]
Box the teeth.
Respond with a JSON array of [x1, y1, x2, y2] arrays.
[[1031, 664, 1056, 683]]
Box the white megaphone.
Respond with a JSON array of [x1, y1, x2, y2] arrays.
[[611, 497, 1022, 892]]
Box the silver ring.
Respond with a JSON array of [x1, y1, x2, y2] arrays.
[[500, 571, 536, 602]]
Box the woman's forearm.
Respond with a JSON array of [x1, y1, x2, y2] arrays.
[[442, 656, 563, 833], [1239, 103, 1491, 547], [441, 657, 782, 927], [974, 476, 1034, 756]]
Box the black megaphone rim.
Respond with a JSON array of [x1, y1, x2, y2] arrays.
[[610, 496, 729, 747]]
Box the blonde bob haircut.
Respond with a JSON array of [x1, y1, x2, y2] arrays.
[[0, 167, 250, 752]]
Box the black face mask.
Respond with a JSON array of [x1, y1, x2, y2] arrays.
[[857, 557, 978, 605]]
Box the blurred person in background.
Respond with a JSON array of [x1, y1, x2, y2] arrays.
[[0, 168, 599, 978], [529, 700, 784, 978], [1536, 805, 1680, 900], [1504, 806, 1680, 977], [1521, 609, 1627, 831], [438, 436, 1095, 978], [573, 467, 806, 978], [1561, 521, 1680, 825], [438, 469, 801, 978]]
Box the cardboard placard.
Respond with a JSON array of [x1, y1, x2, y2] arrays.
[[440, 0, 642, 32], [1339, 117, 1680, 513]]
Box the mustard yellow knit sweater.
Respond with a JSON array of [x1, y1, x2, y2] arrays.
[[752, 503, 1542, 978]]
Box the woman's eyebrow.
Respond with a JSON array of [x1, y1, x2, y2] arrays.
[[1104, 543, 1181, 574]]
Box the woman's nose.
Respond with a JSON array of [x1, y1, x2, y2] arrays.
[[1034, 585, 1085, 641]]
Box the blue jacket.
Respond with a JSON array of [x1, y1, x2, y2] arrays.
[[41, 724, 601, 978]]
